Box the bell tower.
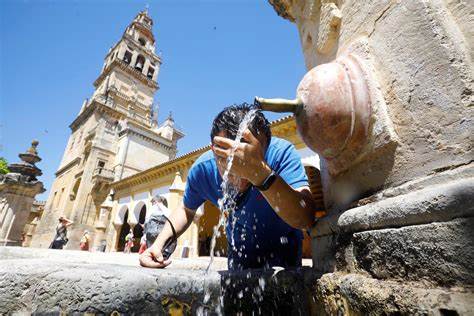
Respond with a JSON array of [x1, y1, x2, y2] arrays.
[[91, 9, 160, 124], [30, 10, 184, 250]]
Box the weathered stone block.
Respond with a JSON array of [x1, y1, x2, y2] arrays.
[[313, 272, 474, 316], [350, 218, 474, 287]]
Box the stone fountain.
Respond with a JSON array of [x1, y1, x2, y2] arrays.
[[256, 0, 474, 314]]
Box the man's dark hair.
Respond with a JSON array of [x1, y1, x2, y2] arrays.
[[211, 103, 271, 145]]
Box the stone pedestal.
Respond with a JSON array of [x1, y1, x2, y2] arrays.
[[0, 141, 45, 246]]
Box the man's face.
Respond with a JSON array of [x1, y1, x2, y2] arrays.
[[212, 130, 268, 192]]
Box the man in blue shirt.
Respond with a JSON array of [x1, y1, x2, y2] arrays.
[[140, 104, 316, 270]]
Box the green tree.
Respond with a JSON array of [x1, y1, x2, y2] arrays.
[[0, 157, 9, 175]]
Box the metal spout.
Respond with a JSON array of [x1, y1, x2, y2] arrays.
[[254, 96, 303, 113]]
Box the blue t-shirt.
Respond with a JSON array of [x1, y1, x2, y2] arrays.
[[183, 137, 308, 270]]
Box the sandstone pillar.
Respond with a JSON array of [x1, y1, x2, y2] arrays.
[[93, 194, 113, 251], [168, 171, 198, 258], [143, 59, 151, 76]]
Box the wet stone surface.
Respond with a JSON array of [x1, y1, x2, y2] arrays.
[[0, 247, 316, 315]]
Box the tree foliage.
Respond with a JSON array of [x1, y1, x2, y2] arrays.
[[0, 157, 9, 175]]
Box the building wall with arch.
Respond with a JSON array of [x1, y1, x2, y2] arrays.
[[108, 183, 172, 251]]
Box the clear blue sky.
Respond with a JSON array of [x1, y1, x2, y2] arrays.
[[0, 0, 306, 200]]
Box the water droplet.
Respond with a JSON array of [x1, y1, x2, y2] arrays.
[[204, 292, 210, 303], [259, 277, 265, 290], [238, 290, 243, 298]]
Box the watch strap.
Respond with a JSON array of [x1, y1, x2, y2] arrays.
[[255, 170, 277, 191]]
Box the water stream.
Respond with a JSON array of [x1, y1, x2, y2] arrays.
[[206, 108, 258, 273]]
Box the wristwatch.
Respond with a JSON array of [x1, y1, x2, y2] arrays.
[[255, 170, 277, 191]]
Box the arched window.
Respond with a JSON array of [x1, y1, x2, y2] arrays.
[[138, 38, 146, 46], [123, 51, 132, 64], [147, 67, 155, 79], [135, 55, 145, 72]]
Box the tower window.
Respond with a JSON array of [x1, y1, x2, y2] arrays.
[[123, 51, 132, 64], [138, 38, 146, 46], [147, 67, 155, 79], [135, 55, 145, 72]]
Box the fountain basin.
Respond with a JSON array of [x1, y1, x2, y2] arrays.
[[0, 247, 316, 315]]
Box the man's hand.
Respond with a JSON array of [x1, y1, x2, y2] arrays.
[[212, 129, 271, 186], [139, 242, 171, 268], [139, 202, 195, 269]]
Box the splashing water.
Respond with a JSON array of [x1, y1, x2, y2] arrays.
[[206, 108, 258, 273]]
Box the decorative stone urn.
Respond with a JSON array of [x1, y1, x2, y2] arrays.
[[0, 141, 45, 246]]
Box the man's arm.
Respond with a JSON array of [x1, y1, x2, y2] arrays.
[[139, 202, 195, 268], [258, 173, 316, 229], [213, 129, 316, 230]]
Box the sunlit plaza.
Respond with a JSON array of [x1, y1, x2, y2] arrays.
[[1, 0, 473, 314]]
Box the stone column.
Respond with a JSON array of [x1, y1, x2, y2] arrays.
[[110, 222, 122, 252], [117, 43, 126, 60], [130, 52, 138, 68], [167, 171, 198, 258], [93, 194, 113, 251], [152, 65, 159, 81], [0, 204, 14, 242]]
